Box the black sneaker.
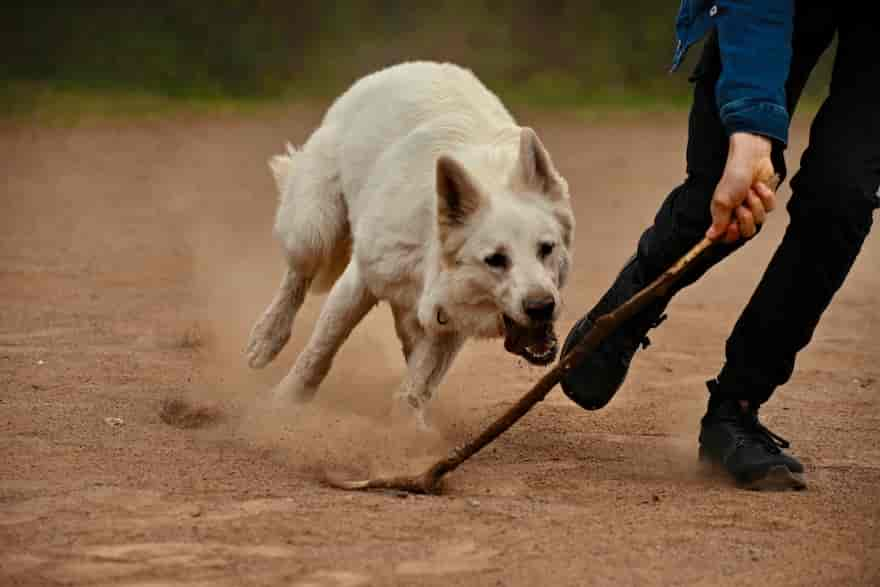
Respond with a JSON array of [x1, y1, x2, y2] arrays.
[[559, 254, 669, 410], [699, 382, 806, 490]]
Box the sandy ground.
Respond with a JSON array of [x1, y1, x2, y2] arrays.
[[1, 105, 878, 587]]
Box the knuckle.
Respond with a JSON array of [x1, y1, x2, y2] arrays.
[[712, 197, 733, 211]]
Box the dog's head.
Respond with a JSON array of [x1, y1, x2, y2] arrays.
[[433, 127, 574, 365]]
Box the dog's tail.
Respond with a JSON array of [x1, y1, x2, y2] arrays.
[[270, 133, 350, 294], [268, 142, 300, 194]]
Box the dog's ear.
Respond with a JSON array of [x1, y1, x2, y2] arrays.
[[518, 128, 566, 200], [436, 155, 484, 238], [555, 206, 575, 287]]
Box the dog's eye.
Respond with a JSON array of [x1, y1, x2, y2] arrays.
[[484, 252, 509, 269], [538, 242, 555, 259]]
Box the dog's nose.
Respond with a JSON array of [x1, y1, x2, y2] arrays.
[[523, 297, 556, 323]]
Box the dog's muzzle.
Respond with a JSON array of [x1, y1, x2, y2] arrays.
[[502, 315, 558, 366]]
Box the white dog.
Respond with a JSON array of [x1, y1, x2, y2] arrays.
[[246, 62, 575, 427]]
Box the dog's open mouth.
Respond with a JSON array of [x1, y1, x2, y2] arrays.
[[502, 315, 558, 366]]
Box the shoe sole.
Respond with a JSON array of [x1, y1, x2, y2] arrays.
[[699, 448, 807, 491], [738, 465, 807, 492]]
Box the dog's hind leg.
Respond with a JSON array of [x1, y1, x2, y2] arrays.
[[274, 261, 376, 403], [246, 127, 348, 369], [246, 266, 310, 369]]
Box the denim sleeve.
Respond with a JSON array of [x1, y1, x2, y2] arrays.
[[714, 0, 794, 144]]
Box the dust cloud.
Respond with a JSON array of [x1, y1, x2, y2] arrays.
[[172, 201, 472, 481]]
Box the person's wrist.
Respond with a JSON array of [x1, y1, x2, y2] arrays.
[[729, 132, 772, 157], [727, 132, 774, 184]]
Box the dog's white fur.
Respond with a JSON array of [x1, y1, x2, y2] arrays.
[[247, 62, 574, 427]]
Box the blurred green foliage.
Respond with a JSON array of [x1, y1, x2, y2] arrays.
[[1, 1, 833, 116]]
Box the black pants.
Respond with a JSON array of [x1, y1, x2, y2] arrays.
[[635, 5, 879, 405]]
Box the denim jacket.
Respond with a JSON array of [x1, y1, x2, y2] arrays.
[[672, 0, 794, 145]]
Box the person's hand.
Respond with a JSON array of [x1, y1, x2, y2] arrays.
[[706, 132, 778, 243]]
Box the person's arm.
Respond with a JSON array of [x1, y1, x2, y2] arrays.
[[707, 0, 794, 242], [714, 0, 794, 145]]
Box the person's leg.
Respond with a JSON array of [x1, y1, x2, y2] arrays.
[[559, 18, 819, 410], [559, 32, 734, 410], [714, 13, 880, 406], [700, 8, 878, 489]]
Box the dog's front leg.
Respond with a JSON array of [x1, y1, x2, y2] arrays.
[[393, 333, 463, 430]]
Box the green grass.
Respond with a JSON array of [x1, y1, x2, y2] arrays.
[[1, 79, 822, 127], [1, 79, 697, 127], [0, 81, 296, 125]]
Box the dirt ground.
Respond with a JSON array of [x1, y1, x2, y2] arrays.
[[1, 105, 878, 587]]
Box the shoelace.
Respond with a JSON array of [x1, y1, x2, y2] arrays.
[[724, 408, 792, 455], [745, 411, 791, 450]]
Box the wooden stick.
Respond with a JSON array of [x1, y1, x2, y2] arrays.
[[324, 236, 716, 494], [326, 173, 782, 494], [324, 171, 781, 493]]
